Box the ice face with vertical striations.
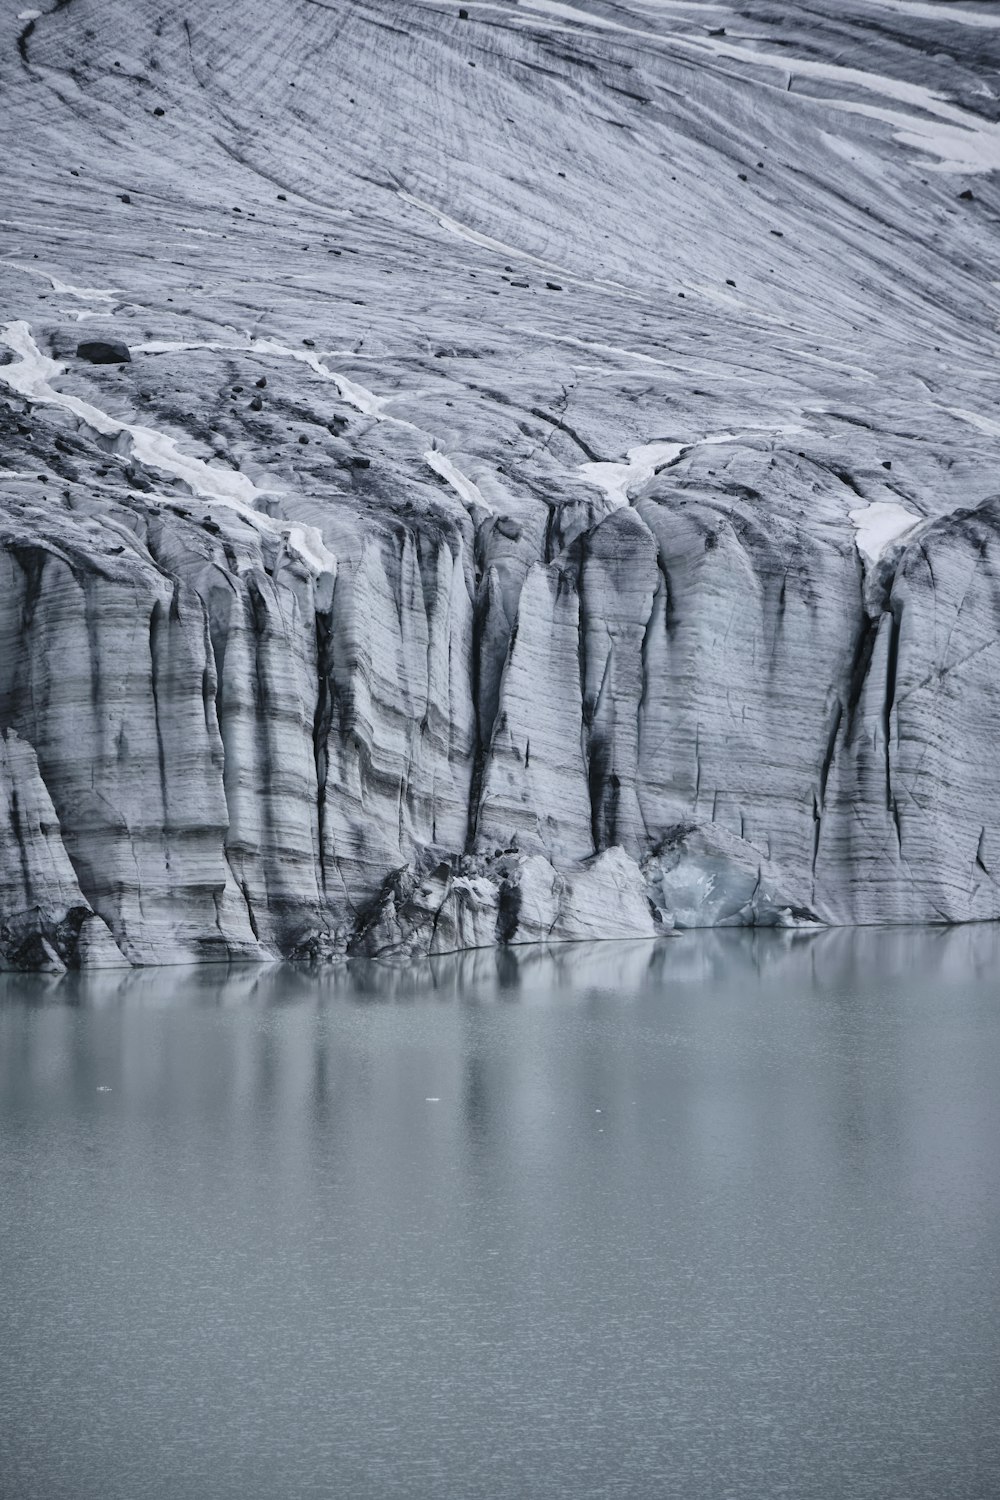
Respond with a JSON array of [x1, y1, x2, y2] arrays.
[[2, 0, 999, 966]]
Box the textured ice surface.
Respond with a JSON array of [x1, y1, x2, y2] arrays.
[[849, 500, 922, 564], [2, 0, 1000, 964]]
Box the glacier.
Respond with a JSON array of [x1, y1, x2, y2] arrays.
[[2, 0, 1000, 967]]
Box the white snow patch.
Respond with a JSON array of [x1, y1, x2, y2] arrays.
[[700, 426, 805, 447], [425, 452, 494, 514], [17, 9, 42, 19], [451, 875, 497, 900], [863, 0, 1000, 28], [823, 100, 1000, 174], [412, 0, 583, 34], [579, 441, 684, 509], [0, 321, 335, 578], [684, 34, 1000, 173], [516, 0, 629, 27], [516, 0, 726, 27], [579, 426, 806, 509], [475, 12, 1000, 176], [6, 262, 122, 301], [613, 0, 727, 9], [947, 407, 1000, 439], [252, 338, 429, 432], [134, 335, 424, 431], [59, 309, 112, 323], [521, 328, 672, 367], [132, 338, 238, 357], [849, 501, 921, 564], [121, 332, 492, 537], [281, 524, 336, 577]]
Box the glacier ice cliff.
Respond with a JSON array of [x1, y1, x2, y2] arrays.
[[2, 0, 1000, 966]]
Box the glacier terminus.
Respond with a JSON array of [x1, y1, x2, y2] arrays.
[[2, 0, 1000, 966]]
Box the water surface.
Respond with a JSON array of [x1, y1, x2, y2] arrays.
[[2, 928, 999, 1499]]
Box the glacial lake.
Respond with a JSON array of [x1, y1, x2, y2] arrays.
[[1, 928, 999, 1500]]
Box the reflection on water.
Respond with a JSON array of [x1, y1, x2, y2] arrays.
[[7, 921, 1000, 1009], [4, 920, 1000, 1001], [1, 928, 999, 1500]]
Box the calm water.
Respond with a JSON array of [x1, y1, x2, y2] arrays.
[[1, 928, 999, 1500]]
